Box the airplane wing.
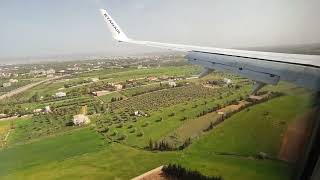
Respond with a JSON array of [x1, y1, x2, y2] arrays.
[[99, 9, 320, 94]]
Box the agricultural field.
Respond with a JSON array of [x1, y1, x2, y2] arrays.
[[97, 91, 126, 103], [186, 95, 311, 157], [0, 57, 314, 180], [0, 94, 304, 180]]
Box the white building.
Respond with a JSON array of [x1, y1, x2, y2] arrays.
[[223, 78, 232, 85], [46, 69, 55, 75], [137, 65, 147, 69], [2, 82, 11, 87], [168, 81, 177, 87], [217, 111, 225, 115], [73, 114, 90, 126], [9, 79, 18, 83], [33, 108, 43, 113], [114, 84, 123, 91], [92, 90, 110, 97], [44, 106, 52, 113], [54, 92, 66, 98], [90, 77, 99, 82]]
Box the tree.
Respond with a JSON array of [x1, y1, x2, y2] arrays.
[[148, 139, 153, 150], [30, 92, 40, 102]]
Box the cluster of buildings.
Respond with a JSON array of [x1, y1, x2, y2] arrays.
[[2, 79, 19, 88], [28, 68, 57, 78], [29, 68, 55, 76], [0, 72, 18, 78]]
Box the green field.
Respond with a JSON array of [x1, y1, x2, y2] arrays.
[[187, 95, 310, 157], [0, 93, 309, 180], [97, 91, 126, 103], [0, 128, 104, 176], [0, 61, 312, 180]]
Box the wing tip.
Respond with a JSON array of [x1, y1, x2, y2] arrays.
[[99, 8, 130, 42]]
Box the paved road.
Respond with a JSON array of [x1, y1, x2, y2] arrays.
[[0, 76, 63, 100]]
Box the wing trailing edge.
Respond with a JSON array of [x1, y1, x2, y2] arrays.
[[99, 8, 320, 93]]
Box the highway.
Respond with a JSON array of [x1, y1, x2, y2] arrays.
[[0, 76, 63, 100]]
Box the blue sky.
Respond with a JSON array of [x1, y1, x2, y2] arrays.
[[0, 0, 319, 60]]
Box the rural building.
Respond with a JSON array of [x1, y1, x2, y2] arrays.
[[29, 69, 46, 75], [90, 77, 99, 82], [2, 82, 11, 87], [54, 92, 66, 98], [46, 69, 55, 74], [160, 75, 169, 80], [137, 65, 147, 69], [114, 84, 123, 91], [147, 76, 158, 81], [248, 95, 263, 102], [73, 114, 90, 126], [223, 78, 232, 85], [33, 108, 43, 113], [168, 81, 177, 87], [92, 90, 110, 97], [44, 106, 51, 113], [217, 111, 225, 115], [9, 79, 18, 83]]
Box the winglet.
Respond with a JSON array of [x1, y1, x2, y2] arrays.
[[99, 9, 129, 42]]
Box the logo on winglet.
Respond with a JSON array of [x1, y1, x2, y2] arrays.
[[104, 13, 120, 34]]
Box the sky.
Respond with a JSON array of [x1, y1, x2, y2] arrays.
[[0, 0, 320, 61]]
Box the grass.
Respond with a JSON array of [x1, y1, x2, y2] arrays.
[[0, 128, 104, 176], [176, 152, 292, 180], [0, 127, 292, 180], [186, 95, 311, 157], [121, 83, 166, 97], [7, 115, 82, 145], [0, 91, 306, 180], [0, 120, 11, 136], [96, 66, 201, 82], [97, 91, 126, 103]]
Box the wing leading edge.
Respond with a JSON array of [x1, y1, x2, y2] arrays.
[[99, 8, 320, 93]]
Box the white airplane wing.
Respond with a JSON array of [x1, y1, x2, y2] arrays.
[[99, 9, 320, 94]]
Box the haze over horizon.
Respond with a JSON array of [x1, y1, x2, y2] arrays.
[[1, 0, 320, 63]]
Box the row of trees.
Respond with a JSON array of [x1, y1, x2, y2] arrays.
[[148, 139, 175, 151], [148, 138, 192, 151], [162, 164, 223, 180]]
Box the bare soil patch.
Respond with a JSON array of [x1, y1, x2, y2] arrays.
[[278, 109, 315, 162], [131, 166, 172, 180]]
